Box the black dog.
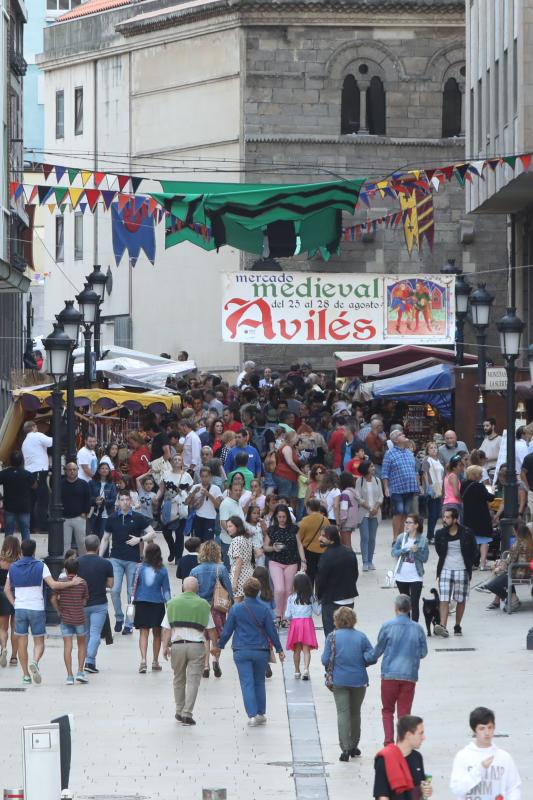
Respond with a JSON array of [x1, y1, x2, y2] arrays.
[[422, 588, 440, 637]]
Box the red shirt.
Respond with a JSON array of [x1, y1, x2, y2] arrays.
[[328, 428, 346, 469], [224, 421, 242, 433], [57, 577, 88, 626], [128, 445, 152, 484], [345, 457, 363, 478]]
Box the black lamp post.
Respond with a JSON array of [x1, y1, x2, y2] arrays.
[[43, 323, 72, 624], [497, 307, 525, 552], [440, 258, 471, 365], [76, 284, 99, 388], [470, 284, 495, 447], [87, 264, 107, 360], [56, 300, 82, 463]]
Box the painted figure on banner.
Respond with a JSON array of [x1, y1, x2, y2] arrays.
[[386, 278, 447, 338], [111, 198, 156, 268]]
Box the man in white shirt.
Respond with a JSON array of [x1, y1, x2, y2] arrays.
[[186, 466, 222, 542], [21, 420, 53, 533], [480, 418, 502, 471], [179, 419, 202, 473], [77, 434, 98, 482], [236, 360, 256, 388]]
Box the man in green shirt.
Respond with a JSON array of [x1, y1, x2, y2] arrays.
[[226, 451, 254, 490]]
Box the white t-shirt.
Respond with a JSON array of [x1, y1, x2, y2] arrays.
[[219, 496, 245, 545], [77, 447, 98, 482], [22, 432, 53, 472], [190, 483, 223, 520], [316, 488, 341, 520], [13, 563, 51, 611]]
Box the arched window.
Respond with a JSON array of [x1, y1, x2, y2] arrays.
[[366, 76, 386, 135], [341, 74, 360, 134], [442, 77, 462, 137]]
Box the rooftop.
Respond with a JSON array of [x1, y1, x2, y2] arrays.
[[57, 0, 133, 22]]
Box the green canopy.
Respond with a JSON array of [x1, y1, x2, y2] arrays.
[[150, 178, 364, 259]]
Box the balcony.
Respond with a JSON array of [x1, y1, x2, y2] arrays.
[[10, 50, 27, 77]]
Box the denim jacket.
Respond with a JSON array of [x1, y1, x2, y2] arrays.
[[369, 614, 428, 681], [391, 532, 429, 577], [134, 564, 171, 604], [89, 480, 117, 518], [190, 562, 233, 603], [321, 628, 374, 688], [218, 597, 283, 652]]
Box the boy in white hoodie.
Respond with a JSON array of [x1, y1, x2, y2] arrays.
[[450, 706, 521, 800]]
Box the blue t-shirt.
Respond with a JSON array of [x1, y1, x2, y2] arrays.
[[77, 554, 113, 606], [104, 511, 149, 562]]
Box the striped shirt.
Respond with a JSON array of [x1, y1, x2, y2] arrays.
[[381, 446, 419, 494], [57, 577, 88, 625]]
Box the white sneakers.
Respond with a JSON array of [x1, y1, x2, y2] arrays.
[[248, 715, 267, 726]]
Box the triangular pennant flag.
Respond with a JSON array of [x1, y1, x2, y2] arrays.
[[28, 185, 38, 204], [503, 156, 517, 169], [101, 190, 116, 210], [440, 165, 454, 181], [47, 204, 56, 214], [454, 164, 469, 186], [9, 181, 18, 199], [15, 184, 25, 201], [359, 192, 370, 207], [117, 175, 130, 192], [69, 188, 84, 209], [81, 170, 92, 187], [131, 177, 143, 194], [43, 164, 53, 181], [487, 158, 501, 171], [520, 153, 532, 171], [411, 170, 421, 180], [38, 185, 53, 205], [107, 175, 118, 190], [59, 204, 67, 214], [468, 160, 486, 177], [79, 203, 87, 215], [425, 169, 436, 182], [147, 198, 158, 217], [55, 166, 66, 182], [55, 187, 68, 205], [94, 172, 106, 188], [118, 194, 132, 212], [431, 176, 440, 193], [464, 171, 473, 183], [84, 189, 100, 212], [67, 168, 79, 184]]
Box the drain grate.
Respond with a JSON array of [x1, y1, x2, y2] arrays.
[[435, 647, 476, 652], [0, 687, 27, 692]]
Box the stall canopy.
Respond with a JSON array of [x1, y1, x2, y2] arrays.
[[336, 345, 477, 377], [356, 363, 454, 418], [13, 389, 180, 415], [150, 179, 363, 259]]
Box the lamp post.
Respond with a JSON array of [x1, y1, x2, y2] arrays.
[[87, 264, 107, 360], [440, 258, 471, 365], [497, 307, 525, 552], [57, 300, 82, 463], [76, 283, 99, 388], [470, 284, 495, 447], [43, 323, 73, 624]]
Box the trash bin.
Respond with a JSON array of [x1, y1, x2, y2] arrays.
[[22, 724, 61, 800]]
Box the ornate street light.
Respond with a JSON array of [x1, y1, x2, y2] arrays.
[[57, 300, 83, 462], [469, 284, 494, 446], [440, 258, 470, 365], [87, 265, 107, 360], [76, 283, 100, 387]]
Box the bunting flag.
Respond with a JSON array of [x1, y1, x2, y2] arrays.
[[399, 190, 435, 254], [81, 170, 92, 186], [111, 197, 156, 267]]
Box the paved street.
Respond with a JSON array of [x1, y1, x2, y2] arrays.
[[0, 525, 531, 800]]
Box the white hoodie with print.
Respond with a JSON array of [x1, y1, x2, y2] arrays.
[[450, 741, 521, 800]]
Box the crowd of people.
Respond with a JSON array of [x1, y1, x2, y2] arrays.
[[0, 359, 528, 798]]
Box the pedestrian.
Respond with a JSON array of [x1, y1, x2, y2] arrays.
[[370, 594, 428, 746], [135, 474, 158, 522], [21, 419, 52, 533], [373, 715, 433, 799], [99, 442, 120, 479], [224, 427, 262, 478], [264, 503, 306, 625], [176, 537, 201, 582], [77, 433, 98, 483], [186, 466, 223, 541], [145, 423, 171, 461], [285, 572, 320, 680], [381, 431, 419, 541], [420, 442, 444, 543], [0, 450, 36, 540], [0, 535, 21, 668], [316, 525, 358, 637], [438, 430, 468, 467], [338, 471, 359, 548], [4, 539, 80, 684], [480, 418, 502, 473], [228, 516, 255, 602], [315, 469, 341, 525], [133, 543, 171, 674], [297, 499, 328, 590], [179, 418, 202, 474], [322, 606, 374, 762], [190, 540, 232, 678], [77, 534, 114, 674], [450, 706, 521, 800], [156, 454, 193, 564], [391, 514, 429, 623], [355, 461, 383, 571], [127, 432, 152, 489], [460, 465, 494, 570], [434, 507, 478, 637], [89, 462, 117, 539], [99, 491, 156, 635], [51, 556, 89, 685], [273, 430, 304, 506], [442, 454, 463, 515], [61, 462, 91, 555], [480, 523, 533, 612], [219, 474, 246, 569], [216, 576, 285, 727], [247, 504, 267, 567], [161, 576, 218, 726]]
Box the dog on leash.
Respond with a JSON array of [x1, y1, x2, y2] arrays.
[[422, 588, 440, 636]]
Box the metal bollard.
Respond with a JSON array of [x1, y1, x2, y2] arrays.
[[3, 791, 24, 800], [202, 791, 227, 800]]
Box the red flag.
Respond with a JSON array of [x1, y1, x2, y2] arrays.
[[118, 194, 132, 212], [84, 189, 100, 212], [94, 172, 106, 188], [28, 185, 38, 203], [440, 165, 454, 181], [42, 164, 53, 181], [117, 175, 130, 192], [9, 181, 18, 199], [520, 154, 532, 171]]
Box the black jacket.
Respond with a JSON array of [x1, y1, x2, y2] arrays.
[[434, 524, 478, 578], [316, 543, 358, 602], [460, 480, 493, 537]]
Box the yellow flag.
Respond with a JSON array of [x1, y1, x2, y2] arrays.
[[47, 204, 56, 214], [69, 188, 84, 209], [81, 170, 92, 187], [399, 190, 434, 254]]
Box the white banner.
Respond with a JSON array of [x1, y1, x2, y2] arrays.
[[221, 272, 455, 345]]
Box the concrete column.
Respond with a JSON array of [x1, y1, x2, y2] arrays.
[[359, 79, 370, 133]]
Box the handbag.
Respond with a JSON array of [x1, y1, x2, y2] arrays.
[[243, 602, 276, 662], [385, 533, 407, 588], [212, 566, 232, 614], [324, 630, 336, 691], [125, 564, 142, 625]]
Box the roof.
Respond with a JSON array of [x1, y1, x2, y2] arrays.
[[336, 345, 477, 377], [57, 0, 133, 22]]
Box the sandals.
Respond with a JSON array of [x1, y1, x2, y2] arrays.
[[152, 661, 162, 672], [9, 657, 18, 667], [139, 662, 147, 674], [212, 661, 222, 678], [202, 668, 210, 678]]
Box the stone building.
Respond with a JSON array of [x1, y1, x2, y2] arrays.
[[40, 0, 509, 373]]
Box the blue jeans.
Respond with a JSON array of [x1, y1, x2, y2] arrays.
[[84, 603, 108, 662], [233, 649, 269, 718], [218, 539, 230, 571], [273, 475, 297, 499], [4, 511, 31, 540], [426, 497, 442, 541], [109, 559, 138, 627], [359, 516, 378, 566]]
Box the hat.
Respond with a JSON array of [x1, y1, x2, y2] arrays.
[[332, 401, 351, 418]]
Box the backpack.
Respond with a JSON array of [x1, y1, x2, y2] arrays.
[[251, 426, 268, 458], [339, 488, 359, 530]]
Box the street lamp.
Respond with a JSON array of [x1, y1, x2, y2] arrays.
[[76, 283, 99, 388], [57, 300, 82, 463], [469, 283, 494, 446], [87, 264, 107, 360], [528, 344, 533, 383], [440, 258, 471, 365], [43, 322, 72, 624], [497, 307, 525, 552]]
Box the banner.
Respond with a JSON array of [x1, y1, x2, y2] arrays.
[[221, 272, 455, 345]]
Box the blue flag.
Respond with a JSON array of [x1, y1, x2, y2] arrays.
[[111, 198, 156, 267]]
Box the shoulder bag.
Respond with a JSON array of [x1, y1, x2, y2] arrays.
[[125, 564, 142, 625], [243, 602, 277, 664], [324, 630, 336, 691], [212, 566, 232, 614], [385, 533, 407, 588]]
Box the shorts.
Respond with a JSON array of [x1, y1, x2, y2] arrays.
[[438, 568, 470, 603], [390, 492, 415, 516], [14, 608, 46, 637], [61, 622, 86, 637]]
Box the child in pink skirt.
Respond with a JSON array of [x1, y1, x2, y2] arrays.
[[285, 572, 321, 680]]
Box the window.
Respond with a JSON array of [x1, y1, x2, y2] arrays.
[[47, 0, 82, 10], [442, 78, 462, 137], [503, 49, 508, 121], [74, 214, 83, 260], [340, 75, 360, 134], [495, 60, 500, 132], [55, 90, 64, 139], [55, 216, 64, 262], [74, 87, 83, 135], [366, 76, 386, 136]]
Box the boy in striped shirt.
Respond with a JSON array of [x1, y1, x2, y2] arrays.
[[51, 557, 89, 684]]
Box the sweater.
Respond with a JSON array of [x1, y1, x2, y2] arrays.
[[165, 591, 211, 632], [450, 742, 521, 800]]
